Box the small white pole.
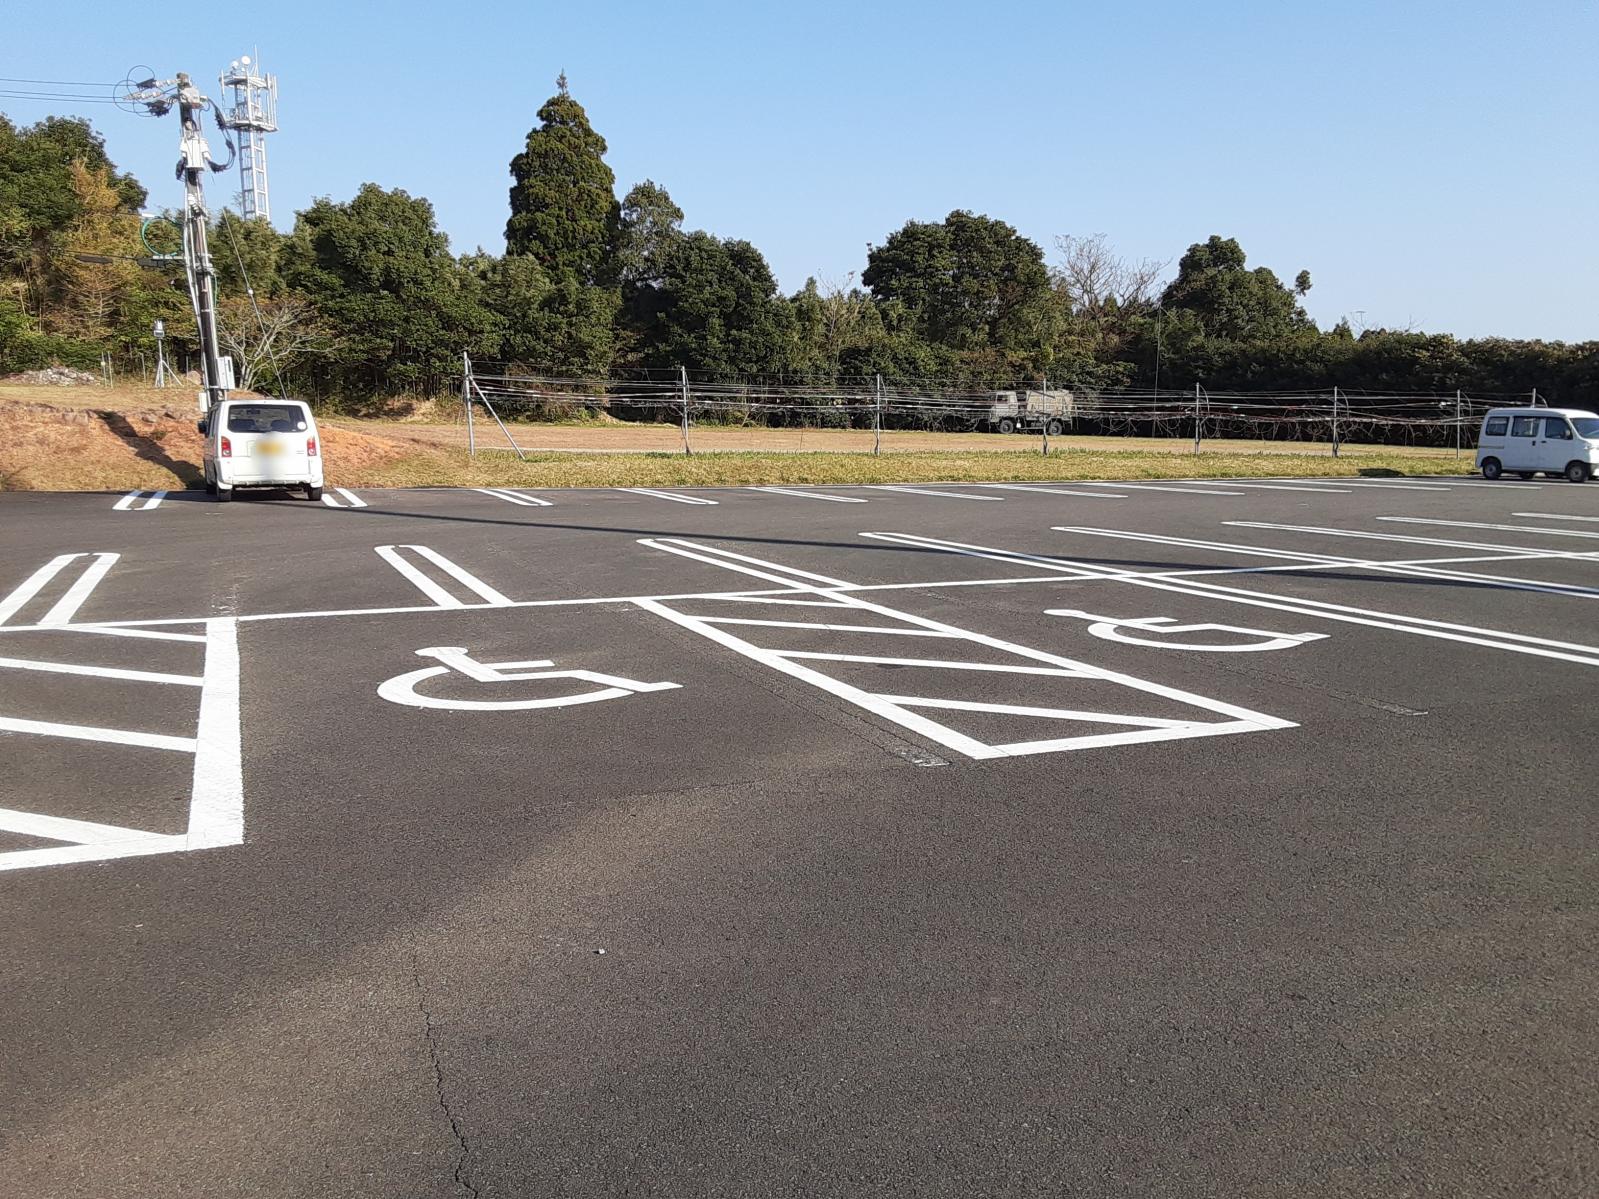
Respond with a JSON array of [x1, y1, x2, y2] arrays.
[[873, 374, 882, 456], [462, 352, 476, 457], [680, 365, 691, 456], [1331, 385, 1340, 458], [1193, 382, 1201, 454], [1455, 389, 1462, 459]]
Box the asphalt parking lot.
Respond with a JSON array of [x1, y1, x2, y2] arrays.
[[3, 475, 1597, 1196]]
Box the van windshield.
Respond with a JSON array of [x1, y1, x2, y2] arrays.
[[226, 404, 308, 434], [1574, 418, 1599, 439]]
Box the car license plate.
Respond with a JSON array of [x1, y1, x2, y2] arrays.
[[257, 441, 283, 455]]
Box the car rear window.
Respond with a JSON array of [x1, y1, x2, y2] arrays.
[[226, 404, 309, 434], [1483, 416, 1508, 436]]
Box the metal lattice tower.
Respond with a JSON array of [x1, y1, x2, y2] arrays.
[[218, 55, 277, 221]]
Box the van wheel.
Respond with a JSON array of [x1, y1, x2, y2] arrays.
[[1045, 419, 1064, 437], [1480, 458, 1501, 479], [1565, 461, 1591, 483], [998, 418, 1017, 434], [215, 486, 233, 503], [306, 485, 323, 501]]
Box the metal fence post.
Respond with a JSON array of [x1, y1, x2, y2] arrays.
[[874, 374, 882, 455], [1193, 382, 1201, 454], [462, 352, 476, 457], [680, 365, 692, 456], [1455, 389, 1462, 459], [1331, 385, 1340, 458], [1041, 376, 1050, 457]]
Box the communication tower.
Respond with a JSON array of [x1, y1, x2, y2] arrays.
[[218, 55, 277, 221]]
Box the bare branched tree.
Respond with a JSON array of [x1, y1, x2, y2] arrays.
[[1051, 234, 1166, 316], [217, 295, 336, 394]]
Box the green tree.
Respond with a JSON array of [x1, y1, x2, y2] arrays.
[[862, 211, 1056, 369], [642, 232, 793, 376], [284, 184, 495, 395], [505, 75, 619, 285]]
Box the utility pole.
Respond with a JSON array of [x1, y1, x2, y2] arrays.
[[125, 71, 232, 413], [680, 366, 691, 455], [1331, 385, 1340, 458], [1193, 383, 1202, 454], [873, 374, 882, 456], [1455, 388, 1462, 460]]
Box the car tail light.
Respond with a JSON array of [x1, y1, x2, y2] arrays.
[[306, 435, 318, 457], [220, 435, 232, 457]]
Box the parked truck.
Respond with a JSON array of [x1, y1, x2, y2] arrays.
[[983, 389, 1075, 435]]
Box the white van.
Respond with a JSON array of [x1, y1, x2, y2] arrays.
[[199, 398, 324, 502], [1475, 407, 1599, 483]]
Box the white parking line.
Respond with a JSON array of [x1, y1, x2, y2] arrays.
[[474, 488, 554, 507], [1228, 521, 1599, 561], [1515, 513, 1599, 523], [0, 655, 202, 685], [1378, 516, 1599, 542], [0, 553, 118, 628], [0, 715, 197, 753], [872, 485, 1003, 501], [880, 530, 1599, 668], [320, 487, 368, 508], [749, 486, 868, 503], [1191, 481, 1353, 494], [978, 484, 1127, 499], [621, 488, 718, 505], [374, 544, 514, 608], [1109, 483, 1251, 496]]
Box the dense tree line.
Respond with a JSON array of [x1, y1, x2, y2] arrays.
[[3, 84, 1595, 411]]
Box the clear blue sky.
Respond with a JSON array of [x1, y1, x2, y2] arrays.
[[8, 0, 1596, 341]]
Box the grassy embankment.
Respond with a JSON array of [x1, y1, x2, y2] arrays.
[[0, 382, 1477, 492]]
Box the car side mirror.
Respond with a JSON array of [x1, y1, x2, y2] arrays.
[[196, 419, 209, 434]]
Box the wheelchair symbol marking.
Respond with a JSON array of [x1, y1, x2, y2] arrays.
[[377, 646, 682, 711], [1045, 610, 1327, 653]]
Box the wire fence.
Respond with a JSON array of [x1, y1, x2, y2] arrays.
[[462, 355, 1513, 458]]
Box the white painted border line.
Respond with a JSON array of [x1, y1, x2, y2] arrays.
[[0, 715, 197, 753], [872, 530, 1599, 667], [979, 484, 1127, 499], [38, 552, 118, 627], [1228, 521, 1599, 562], [750, 486, 868, 503], [639, 540, 1296, 759], [0, 806, 175, 846], [621, 488, 718, 505], [653, 539, 854, 588], [0, 655, 202, 685], [0, 554, 82, 626], [1189, 482, 1352, 494], [873, 485, 1003, 501], [689, 616, 962, 637], [1068, 526, 1599, 599], [373, 545, 514, 608], [406, 545, 515, 606], [113, 490, 142, 511], [1107, 483, 1250, 496], [320, 487, 369, 509], [474, 488, 554, 507], [1379, 516, 1599, 542], [1514, 513, 1599, 523], [186, 617, 243, 849]]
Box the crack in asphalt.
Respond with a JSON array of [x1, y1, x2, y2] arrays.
[[411, 946, 479, 1199]]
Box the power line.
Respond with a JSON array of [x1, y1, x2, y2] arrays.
[[0, 76, 119, 87], [0, 90, 121, 104]]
